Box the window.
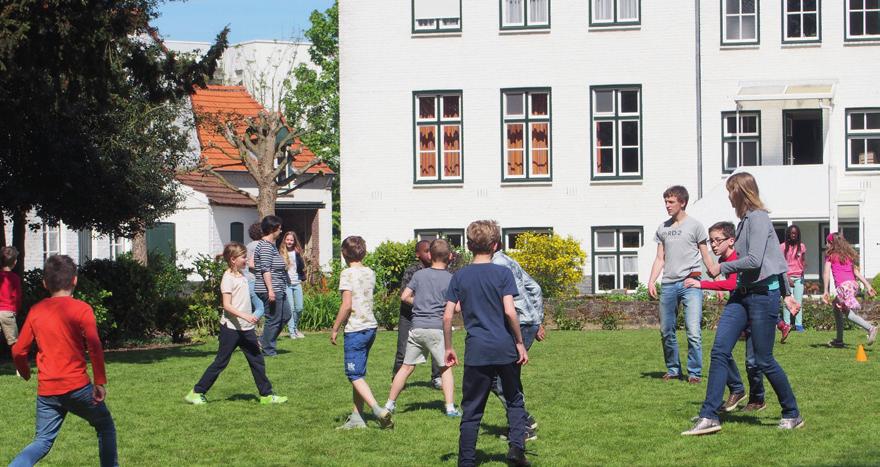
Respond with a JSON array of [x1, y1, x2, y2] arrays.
[[415, 229, 464, 248], [230, 222, 244, 244], [592, 227, 643, 292], [503, 227, 552, 250], [109, 236, 130, 260], [146, 222, 176, 259], [500, 0, 550, 29], [722, 0, 759, 45], [413, 0, 461, 33], [503, 89, 552, 181], [414, 92, 463, 183], [590, 0, 640, 26], [773, 222, 789, 244], [78, 229, 92, 265], [591, 86, 642, 179], [783, 0, 820, 43], [43, 224, 61, 262], [846, 0, 880, 40], [722, 111, 761, 173], [846, 108, 880, 170]]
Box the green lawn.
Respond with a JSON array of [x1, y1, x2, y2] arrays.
[[1, 329, 879, 466]]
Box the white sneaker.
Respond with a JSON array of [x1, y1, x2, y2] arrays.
[[681, 417, 721, 436], [296, 330, 306, 338], [336, 415, 367, 430]]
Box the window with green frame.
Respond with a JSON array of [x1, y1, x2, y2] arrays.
[[414, 92, 463, 183], [590, 0, 640, 27], [721, 111, 761, 173], [412, 0, 461, 33], [502, 88, 551, 181], [722, 0, 759, 45], [846, 108, 880, 170], [782, 0, 820, 43], [415, 229, 464, 248], [502, 227, 552, 250], [846, 0, 880, 41], [592, 227, 643, 292], [591, 85, 641, 179], [500, 0, 550, 29]]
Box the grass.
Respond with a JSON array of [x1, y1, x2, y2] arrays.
[[1, 329, 879, 466]]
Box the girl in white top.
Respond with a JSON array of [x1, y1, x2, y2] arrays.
[[280, 231, 306, 339]]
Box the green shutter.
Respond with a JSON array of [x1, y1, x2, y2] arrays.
[[146, 222, 176, 259]]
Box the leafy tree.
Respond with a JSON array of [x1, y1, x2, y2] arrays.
[[0, 0, 228, 269], [284, 2, 340, 249], [510, 233, 587, 298]]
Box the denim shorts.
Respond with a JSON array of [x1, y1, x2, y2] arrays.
[[343, 328, 377, 381]]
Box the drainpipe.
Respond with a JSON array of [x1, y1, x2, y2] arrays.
[[695, 0, 703, 198]]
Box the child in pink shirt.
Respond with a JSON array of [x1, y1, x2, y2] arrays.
[[780, 225, 806, 331], [822, 232, 876, 347]]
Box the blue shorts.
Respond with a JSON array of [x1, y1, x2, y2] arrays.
[[343, 328, 377, 381]]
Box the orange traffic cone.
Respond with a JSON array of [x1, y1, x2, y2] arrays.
[[856, 344, 868, 362]]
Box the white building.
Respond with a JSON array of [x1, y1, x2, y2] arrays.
[[339, 0, 880, 293]]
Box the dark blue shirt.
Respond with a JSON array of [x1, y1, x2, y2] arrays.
[[445, 263, 519, 366]]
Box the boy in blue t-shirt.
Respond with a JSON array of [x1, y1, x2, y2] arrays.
[[443, 220, 530, 467]]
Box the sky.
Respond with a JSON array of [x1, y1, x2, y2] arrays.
[[153, 0, 334, 44]]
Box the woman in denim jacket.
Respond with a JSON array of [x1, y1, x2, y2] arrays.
[[683, 172, 804, 436]]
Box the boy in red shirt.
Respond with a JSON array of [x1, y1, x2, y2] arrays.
[[11, 255, 117, 467], [1, 246, 22, 351]]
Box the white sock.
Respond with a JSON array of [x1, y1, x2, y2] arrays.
[[385, 400, 396, 411], [446, 403, 456, 412]]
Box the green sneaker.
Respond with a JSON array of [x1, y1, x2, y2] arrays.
[[184, 390, 207, 405], [259, 394, 288, 405]]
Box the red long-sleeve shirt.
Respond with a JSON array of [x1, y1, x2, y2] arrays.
[[12, 296, 107, 396], [0, 270, 22, 312], [699, 251, 739, 291]]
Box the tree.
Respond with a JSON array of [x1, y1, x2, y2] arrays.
[[0, 1, 228, 269], [284, 2, 340, 248]]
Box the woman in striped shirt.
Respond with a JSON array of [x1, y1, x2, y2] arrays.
[[254, 215, 291, 356]]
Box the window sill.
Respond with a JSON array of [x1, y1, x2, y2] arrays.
[[500, 180, 552, 187], [780, 42, 821, 49], [720, 44, 760, 50], [498, 28, 551, 35], [844, 39, 880, 46], [588, 24, 640, 32], [411, 31, 462, 39], [413, 182, 464, 188], [589, 178, 643, 185], [843, 168, 880, 175]]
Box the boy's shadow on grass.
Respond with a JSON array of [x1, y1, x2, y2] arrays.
[[807, 343, 849, 349], [481, 423, 509, 437], [226, 394, 260, 402], [406, 380, 439, 389], [107, 346, 290, 364], [401, 400, 445, 413], [440, 450, 513, 464], [640, 371, 669, 379]]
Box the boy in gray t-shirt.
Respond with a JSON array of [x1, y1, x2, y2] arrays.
[[648, 186, 713, 384], [385, 239, 461, 417]]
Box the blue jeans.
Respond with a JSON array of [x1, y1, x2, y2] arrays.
[[491, 323, 538, 407], [782, 276, 804, 327], [258, 290, 290, 356], [725, 332, 765, 403], [248, 277, 265, 320], [659, 281, 703, 378], [700, 289, 799, 420], [285, 283, 304, 335], [11, 384, 117, 467]]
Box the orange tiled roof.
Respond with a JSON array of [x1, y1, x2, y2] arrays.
[[191, 85, 333, 174], [176, 172, 256, 207]]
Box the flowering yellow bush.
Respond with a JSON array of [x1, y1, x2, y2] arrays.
[[509, 232, 587, 298]]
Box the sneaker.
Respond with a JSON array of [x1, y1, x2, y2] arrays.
[[688, 376, 702, 384], [795, 325, 805, 332], [384, 402, 396, 414], [868, 326, 878, 346], [742, 401, 767, 412], [500, 427, 538, 442], [184, 390, 207, 405], [662, 372, 681, 382], [336, 415, 367, 430], [376, 408, 394, 429], [506, 445, 531, 467], [446, 408, 462, 418], [295, 330, 306, 338], [827, 339, 845, 348], [779, 322, 792, 343], [432, 377, 443, 390], [681, 417, 721, 436], [259, 394, 288, 405], [526, 415, 538, 430], [722, 392, 746, 413], [778, 416, 805, 430]]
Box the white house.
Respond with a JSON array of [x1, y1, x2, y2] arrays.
[[339, 0, 880, 293]]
